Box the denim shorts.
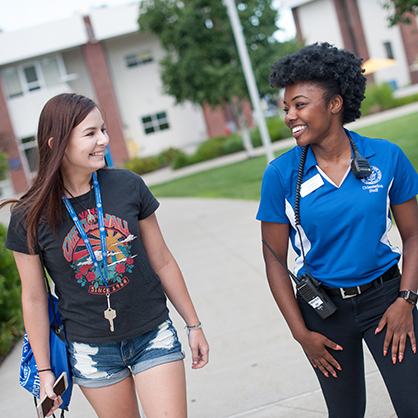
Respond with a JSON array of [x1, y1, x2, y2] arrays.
[[66, 318, 184, 388]]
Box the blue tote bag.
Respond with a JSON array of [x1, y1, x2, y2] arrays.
[[19, 291, 73, 414]]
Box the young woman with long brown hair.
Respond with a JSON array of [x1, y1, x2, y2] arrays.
[[2, 93, 209, 418]]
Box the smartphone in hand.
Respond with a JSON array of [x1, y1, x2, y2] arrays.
[[36, 371, 68, 418]]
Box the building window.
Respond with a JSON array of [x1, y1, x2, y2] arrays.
[[41, 57, 63, 87], [384, 42, 394, 60], [23, 65, 41, 91], [141, 112, 170, 135], [125, 51, 153, 68], [1, 67, 23, 98], [21, 136, 38, 174], [1, 55, 68, 99]]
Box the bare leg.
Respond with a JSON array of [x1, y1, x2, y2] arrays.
[[80, 375, 141, 418], [134, 360, 187, 418]]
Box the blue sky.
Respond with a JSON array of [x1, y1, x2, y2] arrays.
[[0, 0, 295, 40]]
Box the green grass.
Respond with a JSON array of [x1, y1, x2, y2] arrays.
[[150, 152, 279, 200], [355, 113, 418, 170], [150, 112, 418, 200]]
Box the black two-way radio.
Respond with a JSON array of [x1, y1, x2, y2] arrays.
[[349, 137, 372, 178], [262, 239, 337, 319]]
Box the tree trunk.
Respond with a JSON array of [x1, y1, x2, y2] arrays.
[[229, 99, 255, 158]]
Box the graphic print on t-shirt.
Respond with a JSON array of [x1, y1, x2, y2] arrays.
[[62, 210, 136, 295]]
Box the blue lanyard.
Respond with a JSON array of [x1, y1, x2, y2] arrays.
[[62, 172, 108, 292]]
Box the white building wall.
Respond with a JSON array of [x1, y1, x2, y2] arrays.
[[0, 15, 87, 66], [103, 33, 208, 157], [296, 0, 344, 47], [291, 0, 413, 88], [6, 83, 73, 139], [357, 0, 410, 87], [62, 48, 97, 100], [89, 2, 141, 41], [284, 0, 314, 7]]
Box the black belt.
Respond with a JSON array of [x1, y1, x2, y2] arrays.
[[324, 264, 399, 299]]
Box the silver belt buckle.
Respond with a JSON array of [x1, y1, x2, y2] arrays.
[[340, 286, 361, 299]]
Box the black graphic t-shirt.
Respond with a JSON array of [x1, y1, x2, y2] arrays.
[[6, 168, 169, 343]]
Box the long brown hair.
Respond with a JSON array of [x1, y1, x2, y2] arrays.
[[1, 93, 97, 254]]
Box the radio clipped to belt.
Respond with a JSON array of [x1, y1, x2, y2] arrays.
[[262, 239, 337, 319]]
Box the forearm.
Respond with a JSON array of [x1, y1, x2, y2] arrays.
[[139, 213, 201, 326], [14, 251, 52, 371], [261, 222, 310, 342], [399, 234, 418, 292], [266, 267, 310, 342], [22, 288, 51, 370], [23, 289, 61, 407], [392, 198, 418, 293], [157, 257, 200, 326]]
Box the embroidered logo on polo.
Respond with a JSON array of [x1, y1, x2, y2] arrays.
[[361, 166, 383, 193], [62, 212, 136, 294]]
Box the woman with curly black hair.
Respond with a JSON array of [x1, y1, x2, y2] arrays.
[[257, 42, 418, 417]]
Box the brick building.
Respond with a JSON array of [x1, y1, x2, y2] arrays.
[[284, 0, 418, 87], [0, 2, 242, 196]]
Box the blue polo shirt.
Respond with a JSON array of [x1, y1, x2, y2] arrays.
[[256, 130, 418, 287]]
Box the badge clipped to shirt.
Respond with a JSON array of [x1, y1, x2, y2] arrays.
[[300, 173, 324, 198]]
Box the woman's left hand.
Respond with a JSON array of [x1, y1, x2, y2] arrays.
[[375, 298, 417, 363], [188, 328, 209, 369], [39, 371, 63, 417]]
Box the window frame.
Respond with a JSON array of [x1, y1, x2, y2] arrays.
[[125, 51, 154, 68], [141, 111, 170, 135], [2, 54, 68, 99], [19, 135, 39, 176], [383, 41, 395, 60]]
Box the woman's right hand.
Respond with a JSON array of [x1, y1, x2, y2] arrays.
[[188, 328, 209, 369], [39, 371, 63, 417], [297, 331, 343, 378]]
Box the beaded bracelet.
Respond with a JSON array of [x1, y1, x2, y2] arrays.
[[38, 368, 53, 373], [185, 322, 202, 336]]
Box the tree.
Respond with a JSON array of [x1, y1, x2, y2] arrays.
[[138, 0, 300, 154], [382, 0, 418, 26], [0, 224, 23, 360], [0, 152, 8, 181]]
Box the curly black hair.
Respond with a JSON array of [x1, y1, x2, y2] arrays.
[[269, 42, 366, 124]]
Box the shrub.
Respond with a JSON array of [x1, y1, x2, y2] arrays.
[[223, 134, 245, 154], [0, 152, 8, 181], [251, 116, 289, 146], [171, 151, 193, 169], [362, 83, 396, 115], [125, 156, 161, 175], [394, 93, 418, 107], [157, 147, 182, 167], [0, 223, 24, 361], [251, 129, 262, 148], [171, 135, 245, 169], [193, 137, 227, 162]]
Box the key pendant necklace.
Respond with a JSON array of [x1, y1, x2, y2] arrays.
[[63, 172, 116, 332], [64, 183, 97, 225], [104, 294, 116, 332]]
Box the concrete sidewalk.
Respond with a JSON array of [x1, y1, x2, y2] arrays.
[[0, 198, 400, 418]]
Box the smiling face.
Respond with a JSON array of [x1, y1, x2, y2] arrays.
[[283, 81, 342, 147], [60, 107, 109, 180]]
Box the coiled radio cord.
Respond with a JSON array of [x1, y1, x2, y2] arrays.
[[294, 145, 314, 277]]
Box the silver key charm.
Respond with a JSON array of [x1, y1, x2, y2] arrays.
[[104, 307, 116, 332]]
